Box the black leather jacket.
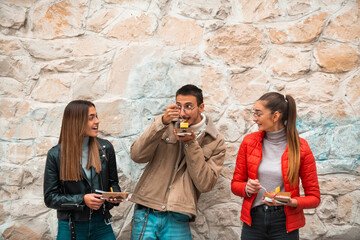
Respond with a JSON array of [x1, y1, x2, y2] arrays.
[[43, 138, 121, 221]]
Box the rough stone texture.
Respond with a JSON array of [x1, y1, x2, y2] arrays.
[[231, 69, 269, 106], [314, 42, 359, 73], [299, 214, 327, 240], [316, 195, 337, 220], [269, 12, 328, 43], [87, 8, 123, 33], [284, 72, 339, 104], [345, 72, 360, 114], [0, 0, 360, 239], [31, 75, 71, 103], [106, 0, 152, 11], [107, 13, 158, 42], [266, 46, 312, 77], [107, 45, 173, 97], [285, 0, 313, 16], [238, 0, 283, 22], [318, 175, 360, 196], [323, 225, 360, 240], [1, 0, 38, 8], [3, 225, 42, 240], [0, 3, 26, 29], [206, 24, 267, 67], [5, 142, 35, 165], [176, 0, 232, 20], [323, 1, 360, 43], [30, 0, 87, 39], [158, 17, 203, 46]]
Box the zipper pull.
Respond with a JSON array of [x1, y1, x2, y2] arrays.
[[89, 209, 93, 220]]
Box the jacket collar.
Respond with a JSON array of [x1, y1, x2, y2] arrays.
[[255, 131, 266, 143], [203, 115, 218, 139]]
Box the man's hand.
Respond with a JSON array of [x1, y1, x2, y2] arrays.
[[173, 129, 196, 142], [162, 103, 180, 125], [84, 193, 105, 210]]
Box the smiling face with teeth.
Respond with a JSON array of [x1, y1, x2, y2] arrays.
[[84, 106, 99, 137], [253, 100, 284, 132]]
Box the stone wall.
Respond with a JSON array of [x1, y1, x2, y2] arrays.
[[0, 0, 359, 239]]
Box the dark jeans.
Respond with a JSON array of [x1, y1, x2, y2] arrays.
[[57, 214, 116, 240], [241, 205, 299, 240]]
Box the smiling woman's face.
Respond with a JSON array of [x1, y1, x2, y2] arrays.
[[253, 100, 277, 132], [84, 106, 99, 137]]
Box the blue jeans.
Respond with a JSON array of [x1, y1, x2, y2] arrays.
[[57, 215, 116, 240], [241, 205, 299, 240], [131, 206, 192, 240]]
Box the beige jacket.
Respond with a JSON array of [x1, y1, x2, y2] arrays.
[[130, 115, 226, 217]]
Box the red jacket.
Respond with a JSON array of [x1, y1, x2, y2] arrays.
[[231, 131, 320, 232]]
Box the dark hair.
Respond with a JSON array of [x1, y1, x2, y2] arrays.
[[59, 100, 101, 181], [258, 92, 300, 186], [176, 84, 203, 106]]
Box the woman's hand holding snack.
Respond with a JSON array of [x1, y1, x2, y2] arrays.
[[263, 197, 298, 207], [84, 193, 105, 210]]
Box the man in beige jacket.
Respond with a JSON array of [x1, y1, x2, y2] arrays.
[[130, 84, 226, 240]]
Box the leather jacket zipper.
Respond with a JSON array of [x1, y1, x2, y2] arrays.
[[89, 168, 93, 220], [61, 203, 80, 207], [99, 173, 106, 215]]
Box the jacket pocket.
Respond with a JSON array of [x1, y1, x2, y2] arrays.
[[132, 208, 148, 225], [169, 212, 190, 224]]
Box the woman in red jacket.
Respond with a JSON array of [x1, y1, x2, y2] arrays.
[[231, 92, 320, 240]]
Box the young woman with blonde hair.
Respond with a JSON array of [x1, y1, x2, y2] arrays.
[[44, 100, 122, 240], [231, 92, 320, 239]]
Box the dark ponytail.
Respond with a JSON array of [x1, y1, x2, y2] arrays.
[[258, 93, 300, 186]]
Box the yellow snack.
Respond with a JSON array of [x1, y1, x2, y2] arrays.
[[275, 186, 280, 194], [180, 120, 188, 129]]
